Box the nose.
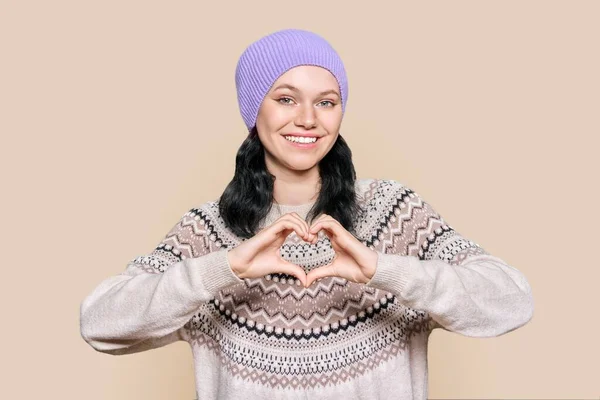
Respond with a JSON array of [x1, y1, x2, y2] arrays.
[[294, 103, 317, 129]]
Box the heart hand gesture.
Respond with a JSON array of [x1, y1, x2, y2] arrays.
[[304, 214, 379, 287], [226, 212, 317, 287], [226, 212, 379, 288]]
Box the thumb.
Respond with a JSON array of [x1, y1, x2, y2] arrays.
[[276, 259, 307, 287], [305, 264, 335, 288]]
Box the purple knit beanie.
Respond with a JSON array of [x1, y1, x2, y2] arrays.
[[235, 28, 348, 132]]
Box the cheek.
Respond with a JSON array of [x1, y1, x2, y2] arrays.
[[321, 110, 343, 129], [260, 103, 292, 127], [324, 121, 341, 133]]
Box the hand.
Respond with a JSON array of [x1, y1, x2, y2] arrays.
[[304, 214, 379, 287], [226, 212, 317, 287]]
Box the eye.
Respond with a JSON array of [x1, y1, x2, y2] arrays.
[[318, 100, 335, 107], [277, 97, 294, 105]]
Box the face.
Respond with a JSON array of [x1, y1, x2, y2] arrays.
[[256, 65, 343, 175]]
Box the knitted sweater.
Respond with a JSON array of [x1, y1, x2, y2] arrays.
[[80, 178, 534, 400]]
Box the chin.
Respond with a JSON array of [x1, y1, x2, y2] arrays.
[[285, 161, 319, 172]]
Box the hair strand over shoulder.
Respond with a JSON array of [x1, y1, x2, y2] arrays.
[[218, 127, 364, 239]]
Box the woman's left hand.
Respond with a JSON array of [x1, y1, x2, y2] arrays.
[[304, 214, 379, 287]]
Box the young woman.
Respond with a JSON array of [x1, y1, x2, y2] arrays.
[[80, 29, 534, 400]]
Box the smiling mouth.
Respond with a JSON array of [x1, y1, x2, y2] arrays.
[[282, 135, 321, 144]]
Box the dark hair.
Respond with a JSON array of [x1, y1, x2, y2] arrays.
[[218, 127, 364, 239]]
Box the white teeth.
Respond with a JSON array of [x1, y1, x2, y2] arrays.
[[285, 136, 317, 143]]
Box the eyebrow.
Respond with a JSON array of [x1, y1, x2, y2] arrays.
[[272, 84, 340, 98]]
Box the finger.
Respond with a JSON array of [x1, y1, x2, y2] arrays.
[[299, 215, 318, 243], [309, 218, 341, 235], [309, 220, 351, 252], [279, 213, 308, 232], [309, 213, 329, 229], [307, 214, 332, 241], [309, 214, 338, 229], [305, 264, 335, 287], [260, 219, 308, 248], [277, 258, 307, 287], [288, 212, 312, 241]]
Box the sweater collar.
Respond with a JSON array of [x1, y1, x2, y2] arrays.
[[261, 200, 317, 229]]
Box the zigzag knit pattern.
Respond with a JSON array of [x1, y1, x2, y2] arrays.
[[84, 178, 533, 400]]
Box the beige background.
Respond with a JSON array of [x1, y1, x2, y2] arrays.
[[1, 1, 598, 399]]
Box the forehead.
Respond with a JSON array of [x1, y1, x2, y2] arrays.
[[270, 65, 339, 93]]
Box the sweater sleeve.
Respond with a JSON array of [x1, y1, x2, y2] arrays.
[[80, 204, 244, 355], [365, 180, 534, 338]]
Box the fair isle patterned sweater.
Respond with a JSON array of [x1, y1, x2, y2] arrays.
[[80, 178, 534, 400]]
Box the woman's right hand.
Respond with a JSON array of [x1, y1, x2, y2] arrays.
[[226, 212, 318, 286]]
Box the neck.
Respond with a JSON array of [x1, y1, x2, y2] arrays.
[[270, 166, 321, 206]]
